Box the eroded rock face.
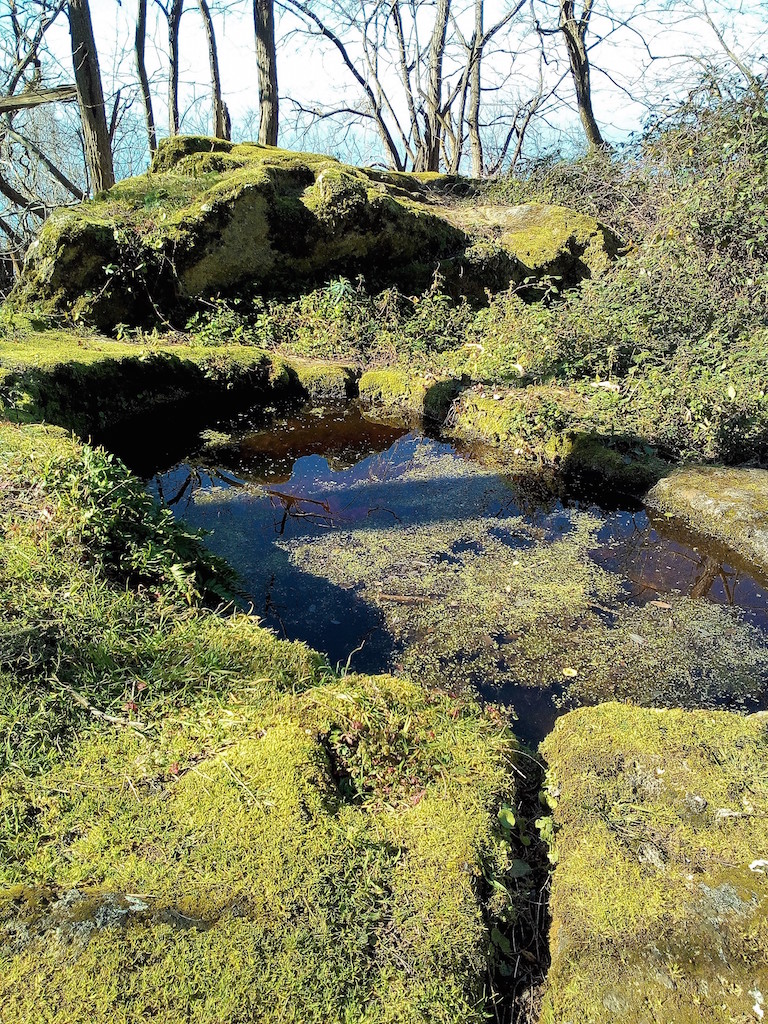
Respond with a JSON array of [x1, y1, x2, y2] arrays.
[[13, 137, 619, 331], [647, 466, 768, 574]]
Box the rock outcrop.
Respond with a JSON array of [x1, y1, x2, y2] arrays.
[[13, 136, 620, 331], [647, 466, 768, 574]]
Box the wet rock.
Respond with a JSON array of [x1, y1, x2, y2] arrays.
[[646, 466, 768, 574]]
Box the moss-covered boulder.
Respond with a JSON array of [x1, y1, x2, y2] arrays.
[[14, 138, 619, 331], [443, 202, 620, 293], [358, 368, 462, 421], [540, 703, 768, 1024], [647, 466, 768, 574]]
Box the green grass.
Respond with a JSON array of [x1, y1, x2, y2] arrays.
[[0, 421, 525, 1023]]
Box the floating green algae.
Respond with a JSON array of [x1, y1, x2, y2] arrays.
[[281, 446, 768, 720]]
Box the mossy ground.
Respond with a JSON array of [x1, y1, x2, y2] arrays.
[[540, 703, 768, 1023], [0, 317, 358, 437], [0, 420, 533, 1023]]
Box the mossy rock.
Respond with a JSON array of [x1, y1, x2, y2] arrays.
[[358, 368, 462, 422], [0, 419, 525, 1024], [448, 384, 585, 455], [14, 139, 619, 331], [448, 388, 668, 493], [556, 431, 669, 494], [289, 359, 359, 401], [540, 703, 768, 1024], [0, 329, 296, 437], [646, 466, 768, 573]]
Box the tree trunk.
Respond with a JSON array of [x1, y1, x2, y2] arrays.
[[420, 0, 450, 171], [67, 0, 114, 192], [135, 0, 157, 153], [253, 0, 278, 146], [197, 0, 228, 139], [168, 0, 183, 136], [467, 0, 483, 177], [559, 0, 606, 151]]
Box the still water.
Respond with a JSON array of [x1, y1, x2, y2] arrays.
[[121, 400, 768, 745]]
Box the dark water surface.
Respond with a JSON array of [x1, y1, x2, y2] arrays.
[[122, 400, 768, 746]]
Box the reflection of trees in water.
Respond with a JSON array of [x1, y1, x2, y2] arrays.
[[153, 466, 245, 511], [607, 513, 748, 607], [268, 491, 336, 534], [154, 465, 402, 537]]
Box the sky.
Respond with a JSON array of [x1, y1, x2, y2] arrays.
[[42, 0, 768, 174]]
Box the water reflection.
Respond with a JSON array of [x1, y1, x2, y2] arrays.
[[592, 509, 767, 628], [141, 400, 768, 746]]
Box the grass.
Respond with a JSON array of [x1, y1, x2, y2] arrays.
[[0, 420, 527, 1023]]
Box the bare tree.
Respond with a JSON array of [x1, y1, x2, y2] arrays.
[[135, 0, 157, 153], [0, 0, 85, 283], [555, 0, 607, 150], [165, 0, 184, 135], [67, 0, 115, 190], [254, 0, 278, 144], [448, 0, 527, 175], [421, 0, 450, 170], [198, 0, 229, 138]]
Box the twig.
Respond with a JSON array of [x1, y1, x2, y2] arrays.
[[54, 679, 150, 732]]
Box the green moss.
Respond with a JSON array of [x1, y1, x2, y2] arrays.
[[0, 420, 525, 1023], [540, 704, 768, 1024], [149, 135, 235, 173], [0, 325, 362, 436], [358, 368, 461, 422], [290, 359, 359, 400], [449, 385, 585, 454], [647, 466, 768, 572]]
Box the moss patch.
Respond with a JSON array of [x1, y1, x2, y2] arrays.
[[540, 703, 768, 1024], [447, 385, 668, 493], [0, 419, 529, 1023], [0, 325, 358, 437], [647, 466, 768, 573], [358, 368, 462, 422], [290, 358, 359, 401]]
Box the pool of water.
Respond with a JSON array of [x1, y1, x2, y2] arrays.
[[128, 400, 768, 746]]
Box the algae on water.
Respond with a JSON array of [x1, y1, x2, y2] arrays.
[[280, 444, 768, 718]]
